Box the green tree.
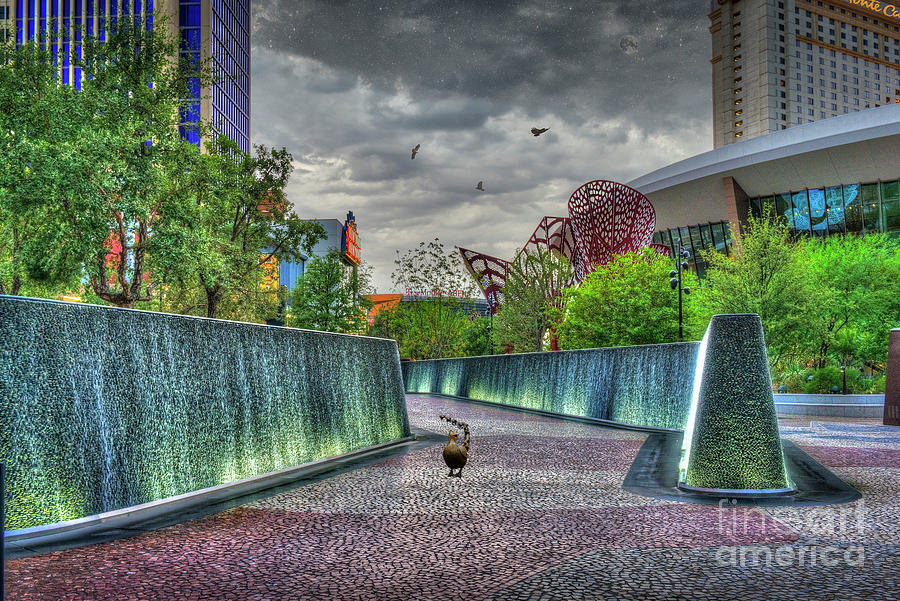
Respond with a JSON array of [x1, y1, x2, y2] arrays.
[[494, 247, 573, 353], [803, 233, 900, 369], [0, 37, 83, 296], [3, 15, 207, 307], [152, 136, 325, 319], [557, 249, 695, 350], [287, 250, 372, 334], [381, 239, 480, 359], [694, 215, 818, 370]]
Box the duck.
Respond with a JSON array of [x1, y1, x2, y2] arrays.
[[440, 414, 470, 477]]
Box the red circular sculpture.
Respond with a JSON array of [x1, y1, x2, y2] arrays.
[[567, 180, 658, 280]]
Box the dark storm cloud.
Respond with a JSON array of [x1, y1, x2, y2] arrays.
[[250, 1, 713, 290], [254, 0, 708, 130]]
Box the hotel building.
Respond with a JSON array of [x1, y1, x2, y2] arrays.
[[0, 0, 250, 151], [630, 2, 900, 271], [711, 0, 900, 147]]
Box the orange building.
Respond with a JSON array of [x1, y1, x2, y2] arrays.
[[364, 294, 403, 326]]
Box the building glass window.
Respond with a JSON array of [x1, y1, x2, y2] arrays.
[[710, 222, 728, 255], [792, 190, 811, 233], [881, 180, 900, 234], [808, 188, 828, 236], [825, 186, 845, 234], [843, 184, 863, 233], [861, 183, 882, 233], [775, 193, 794, 229]]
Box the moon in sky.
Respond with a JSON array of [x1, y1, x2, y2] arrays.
[[620, 35, 639, 55]]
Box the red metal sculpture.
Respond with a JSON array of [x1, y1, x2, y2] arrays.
[[459, 180, 669, 309], [567, 180, 659, 280], [458, 248, 509, 313]]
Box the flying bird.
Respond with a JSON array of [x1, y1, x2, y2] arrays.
[[411, 143, 420, 159], [475, 181, 484, 191], [531, 127, 550, 136]]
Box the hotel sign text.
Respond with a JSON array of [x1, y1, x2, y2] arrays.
[[842, 0, 900, 19]]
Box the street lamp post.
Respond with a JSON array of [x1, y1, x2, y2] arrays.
[[487, 296, 495, 356], [668, 238, 692, 341], [841, 365, 847, 395]]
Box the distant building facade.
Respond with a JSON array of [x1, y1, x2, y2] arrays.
[[277, 211, 361, 293], [711, 0, 900, 147], [1, 0, 250, 151]]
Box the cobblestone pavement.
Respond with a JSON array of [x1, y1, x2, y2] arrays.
[[7, 394, 900, 600]]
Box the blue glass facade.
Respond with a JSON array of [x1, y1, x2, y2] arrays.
[[178, 0, 202, 145], [209, 0, 250, 152], [749, 180, 900, 237], [8, 1, 250, 152], [653, 221, 733, 278]]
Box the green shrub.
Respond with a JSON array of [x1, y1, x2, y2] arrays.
[[802, 366, 860, 394]]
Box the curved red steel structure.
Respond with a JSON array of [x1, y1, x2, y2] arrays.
[[459, 180, 669, 309], [567, 180, 659, 280], [458, 247, 508, 312]]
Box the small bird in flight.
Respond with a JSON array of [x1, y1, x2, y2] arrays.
[[475, 181, 484, 191], [531, 127, 550, 137], [411, 144, 420, 159]]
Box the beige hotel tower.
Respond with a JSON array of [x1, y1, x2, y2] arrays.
[[710, 0, 900, 147]]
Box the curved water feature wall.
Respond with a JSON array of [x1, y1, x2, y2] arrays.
[[0, 296, 410, 530], [403, 343, 699, 430]]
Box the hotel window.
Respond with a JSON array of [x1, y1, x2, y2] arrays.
[[735, 131, 743, 137], [735, 109, 743, 116]]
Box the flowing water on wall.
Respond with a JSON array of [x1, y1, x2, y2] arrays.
[[404, 343, 699, 430], [0, 297, 410, 530]]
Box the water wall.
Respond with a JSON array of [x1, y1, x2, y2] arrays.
[[403, 343, 699, 430], [0, 296, 410, 530]]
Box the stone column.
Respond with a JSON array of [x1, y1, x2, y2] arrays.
[[885, 329, 900, 426]]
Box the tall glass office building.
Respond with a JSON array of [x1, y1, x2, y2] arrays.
[[0, 0, 250, 152]]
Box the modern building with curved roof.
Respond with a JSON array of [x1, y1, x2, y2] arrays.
[[628, 102, 900, 271]]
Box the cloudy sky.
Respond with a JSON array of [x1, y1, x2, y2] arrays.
[[250, 0, 713, 292]]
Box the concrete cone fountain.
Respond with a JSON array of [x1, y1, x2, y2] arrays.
[[678, 314, 795, 496]]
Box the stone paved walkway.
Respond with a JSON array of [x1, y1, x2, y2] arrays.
[[6, 394, 900, 600]]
